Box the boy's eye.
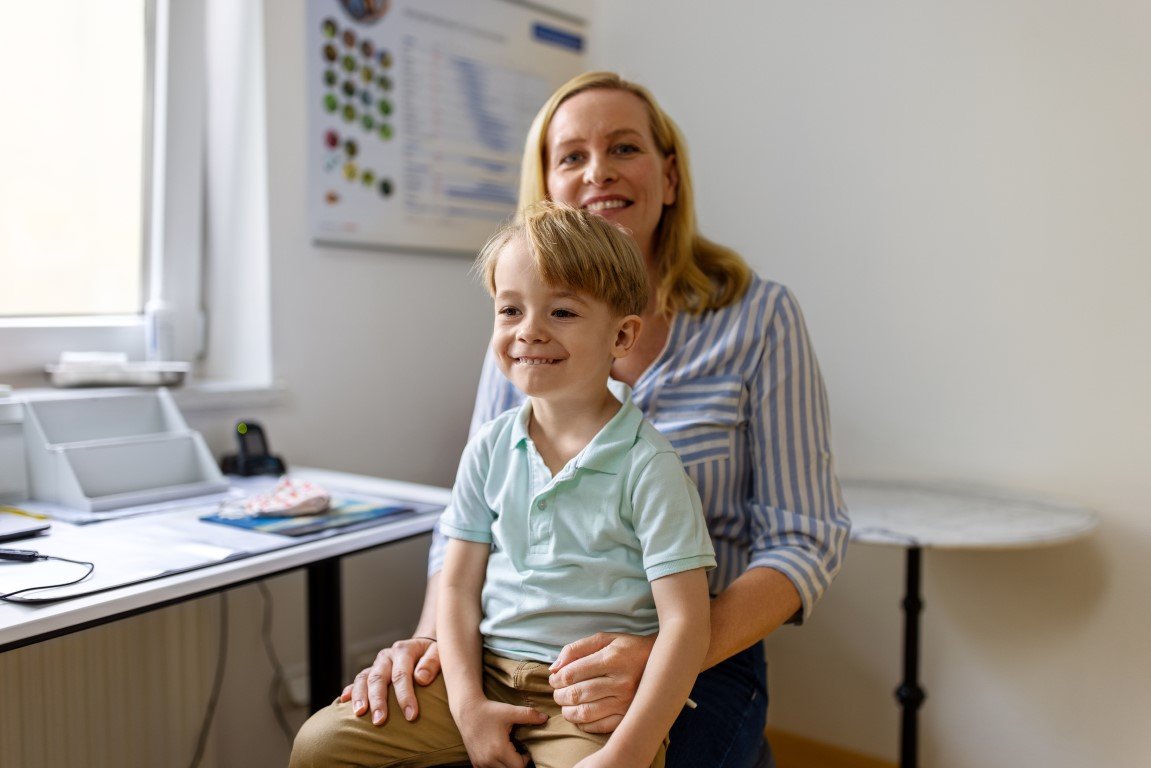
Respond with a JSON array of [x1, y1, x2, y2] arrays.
[[497, 306, 521, 317], [552, 308, 577, 319]]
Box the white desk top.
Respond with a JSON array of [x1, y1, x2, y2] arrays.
[[0, 468, 449, 650], [842, 478, 1099, 550]]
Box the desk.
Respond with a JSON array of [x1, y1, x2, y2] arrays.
[[843, 479, 1099, 768], [0, 468, 449, 712]]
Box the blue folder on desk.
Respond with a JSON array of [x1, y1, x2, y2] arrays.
[[200, 496, 415, 537]]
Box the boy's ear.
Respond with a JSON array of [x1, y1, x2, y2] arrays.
[[612, 315, 643, 358]]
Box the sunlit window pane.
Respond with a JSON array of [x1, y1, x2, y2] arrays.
[[0, 2, 146, 317]]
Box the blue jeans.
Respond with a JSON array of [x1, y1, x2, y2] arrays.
[[666, 643, 772, 768]]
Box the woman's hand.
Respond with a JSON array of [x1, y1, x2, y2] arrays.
[[548, 632, 658, 733], [338, 636, 441, 725]]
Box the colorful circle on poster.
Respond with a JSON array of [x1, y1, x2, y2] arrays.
[[342, 80, 356, 97], [342, 55, 356, 72], [343, 162, 358, 180], [377, 98, 392, 116], [324, 130, 340, 149], [361, 114, 375, 131], [378, 179, 394, 196], [321, 18, 337, 38], [342, 29, 356, 48], [324, 69, 338, 87], [378, 123, 393, 140], [378, 50, 393, 68], [360, 40, 375, 59], [323, 44, 338, 62], [342, 103, 357, 122], [323, 93, 339, 112], [344, 139, 358, 157], [362, 170, 376, 186]]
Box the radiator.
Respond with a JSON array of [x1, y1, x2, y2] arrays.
[[0, 597, 222, 768]]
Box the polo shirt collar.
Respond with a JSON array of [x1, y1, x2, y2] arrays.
[[509, 379, 642, 475]]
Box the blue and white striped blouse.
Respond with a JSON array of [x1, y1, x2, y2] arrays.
[[429, 276, 850, 621]]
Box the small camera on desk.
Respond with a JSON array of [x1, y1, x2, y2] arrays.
[[220, 420, 287, 477]]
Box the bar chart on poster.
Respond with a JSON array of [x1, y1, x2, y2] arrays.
[[306, 0, 586, 254]]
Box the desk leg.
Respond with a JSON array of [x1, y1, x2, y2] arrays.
[[307, 558, 343, 713], [895, 546, 926, 768]]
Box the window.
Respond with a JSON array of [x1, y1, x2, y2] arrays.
[[0, 0, 207, 380], [0, 2, 146, 318]]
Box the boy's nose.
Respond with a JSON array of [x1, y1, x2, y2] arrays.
[[516, 314, 548, 342]]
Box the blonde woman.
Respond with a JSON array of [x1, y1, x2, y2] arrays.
[[337, 72, 851, 768]]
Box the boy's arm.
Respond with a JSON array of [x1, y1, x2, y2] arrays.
[[575, 568, 711, 768], [437, 538, 489, 709], [438, 538, 546, 768]]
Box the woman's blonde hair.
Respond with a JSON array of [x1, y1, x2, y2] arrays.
[[518, 71, 751, 316], [476, 201, 649, 318]]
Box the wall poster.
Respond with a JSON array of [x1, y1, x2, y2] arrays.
[[306, 0, 587, 254]]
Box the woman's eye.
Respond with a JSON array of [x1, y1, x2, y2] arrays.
[[557, 151, 583, 167], [613, 143, 640, 156]]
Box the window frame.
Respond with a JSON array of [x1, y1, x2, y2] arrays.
[[0, 0, 206, 382]]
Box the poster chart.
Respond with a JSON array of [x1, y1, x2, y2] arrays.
[[306, 0, 587, 254]]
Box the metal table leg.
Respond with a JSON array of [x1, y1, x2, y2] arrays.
[[895, 546, 926, 768], [307, 558, 343, 713]]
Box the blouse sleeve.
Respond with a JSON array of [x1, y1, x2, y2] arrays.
[[428, 349, 523, 576], [745, 285, 851, 622]]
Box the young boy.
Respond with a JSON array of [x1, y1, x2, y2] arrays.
[[290, 202, 714, 768]]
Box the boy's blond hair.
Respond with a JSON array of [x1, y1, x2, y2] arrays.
[[476, 201, 649, 318]]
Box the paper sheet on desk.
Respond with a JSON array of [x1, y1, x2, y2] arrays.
[[0, 515, 253, 602]]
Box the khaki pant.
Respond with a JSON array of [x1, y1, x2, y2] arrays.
[[290, 651, 666, 768]]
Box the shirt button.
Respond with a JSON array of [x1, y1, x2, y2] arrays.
[[538, 500, 548, 510]]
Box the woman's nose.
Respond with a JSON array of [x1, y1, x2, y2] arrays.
[[584, 152, 617, 185]]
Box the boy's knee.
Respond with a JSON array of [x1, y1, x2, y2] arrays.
[[288, 708, 340, 768]]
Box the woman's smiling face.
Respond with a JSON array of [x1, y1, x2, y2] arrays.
[[544, 88, 678, 263]]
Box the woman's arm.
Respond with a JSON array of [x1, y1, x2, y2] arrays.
[[572, 569, 710, 768]]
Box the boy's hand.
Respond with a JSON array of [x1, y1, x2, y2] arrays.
[[455, 698, 548, 768], [548, 632, 657, 733]]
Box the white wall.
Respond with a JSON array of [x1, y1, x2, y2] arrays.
[[586, 1, 1150, 765]]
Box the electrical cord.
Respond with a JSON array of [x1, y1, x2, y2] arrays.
[[258, 581, 297, 745], [187, 592, 228, 768], [0, 550, 95, 601]]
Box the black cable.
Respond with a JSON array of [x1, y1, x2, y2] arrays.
[[258, 581, 296, 745], [187, 592, 229, 768], [0, 556, 95, 601]]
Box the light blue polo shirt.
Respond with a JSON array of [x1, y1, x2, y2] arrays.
[[440, 380, 716, 662]]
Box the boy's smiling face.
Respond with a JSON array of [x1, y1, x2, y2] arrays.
[[490, 235, 637, 404]]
